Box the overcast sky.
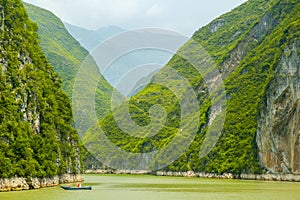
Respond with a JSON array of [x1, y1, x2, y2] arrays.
[[23, 0, 246, 36]]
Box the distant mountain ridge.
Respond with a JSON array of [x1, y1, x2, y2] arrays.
[[64, 23, 176, 97], [64, 23, 125, 52]]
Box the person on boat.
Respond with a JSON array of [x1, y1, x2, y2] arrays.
[[77, 183, 81, 188]]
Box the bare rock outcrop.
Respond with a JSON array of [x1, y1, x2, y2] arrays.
[[0, 174, 83, 192], [257, 41, 300, 174]]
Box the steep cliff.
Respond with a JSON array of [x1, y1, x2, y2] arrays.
[[206, 0, 300, 174], [257, 41, 300, 174], [83, 0, 300, 175], [0, 0, 83, 187], [23, 3, 125, 170], [24, 3, 118, 124]]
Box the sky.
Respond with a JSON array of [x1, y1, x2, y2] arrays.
[[23, 0, 246, 36]]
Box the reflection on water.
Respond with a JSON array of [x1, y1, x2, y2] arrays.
[[1, 174, 300, 200]]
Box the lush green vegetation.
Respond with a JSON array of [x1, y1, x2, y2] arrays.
[[24, 3, 117, 122], [83, 0, 300, 174], [204, 0, 300, 174], [23, 3, 124, 169], [0, 0, 83, 178]]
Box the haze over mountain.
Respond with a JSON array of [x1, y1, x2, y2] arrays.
[[23, 0, 248, 97], [64, 23, 125, 52], [22, 0, 247, 36], [65, 23, 177, 97]]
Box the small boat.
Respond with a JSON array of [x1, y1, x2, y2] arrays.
[[60, 185, 92, 190]]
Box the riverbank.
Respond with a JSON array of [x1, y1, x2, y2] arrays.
[[0, 174, 83, 192], [85, 169, 300, 182], [156, 171, 300, 182]]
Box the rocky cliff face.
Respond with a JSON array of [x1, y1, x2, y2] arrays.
[[0, 174, 83, 192], [257, 41, 300, 174], [219, 0, 300, 175], [221, 8, 280, 78], [0, 0, 83, 181]]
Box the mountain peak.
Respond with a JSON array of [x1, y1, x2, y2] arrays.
[[63, 22, 125, 51]]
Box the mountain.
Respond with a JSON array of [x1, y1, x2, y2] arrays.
[[101, 49, 174, 97], [23, 3, 87, 99], [64, 23, 176, 97], [24, 3, 122, 135], [64, 23, 125, 52], [23, 3, 125, 170], [83, 0, 300, 175], [0, 0, 82, 186]]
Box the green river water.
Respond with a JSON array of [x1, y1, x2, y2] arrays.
[[1, 174, 300, 200]]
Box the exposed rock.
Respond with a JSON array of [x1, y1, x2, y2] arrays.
[[27, 178, 41, 189], [155, 171, 300, 182], [0, 178, 29, 192], [85, 168, 300, 182], [85, 169, 151, 175], [59, 174, 84, 183], [185, 171, 197, 177], [240, 173, 257, 180], [210, 19, 226, 33], [0, 174, 83, 192], [257, 41, 300, 174], [155, 171, 234, 179], [0, 179, 11, 192], [221, 9, 280, 78]]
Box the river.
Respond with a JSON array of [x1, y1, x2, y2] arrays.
[[1, 174, 300, 200]]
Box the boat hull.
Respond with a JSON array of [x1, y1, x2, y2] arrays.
[[60, 186, 92, 190]]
